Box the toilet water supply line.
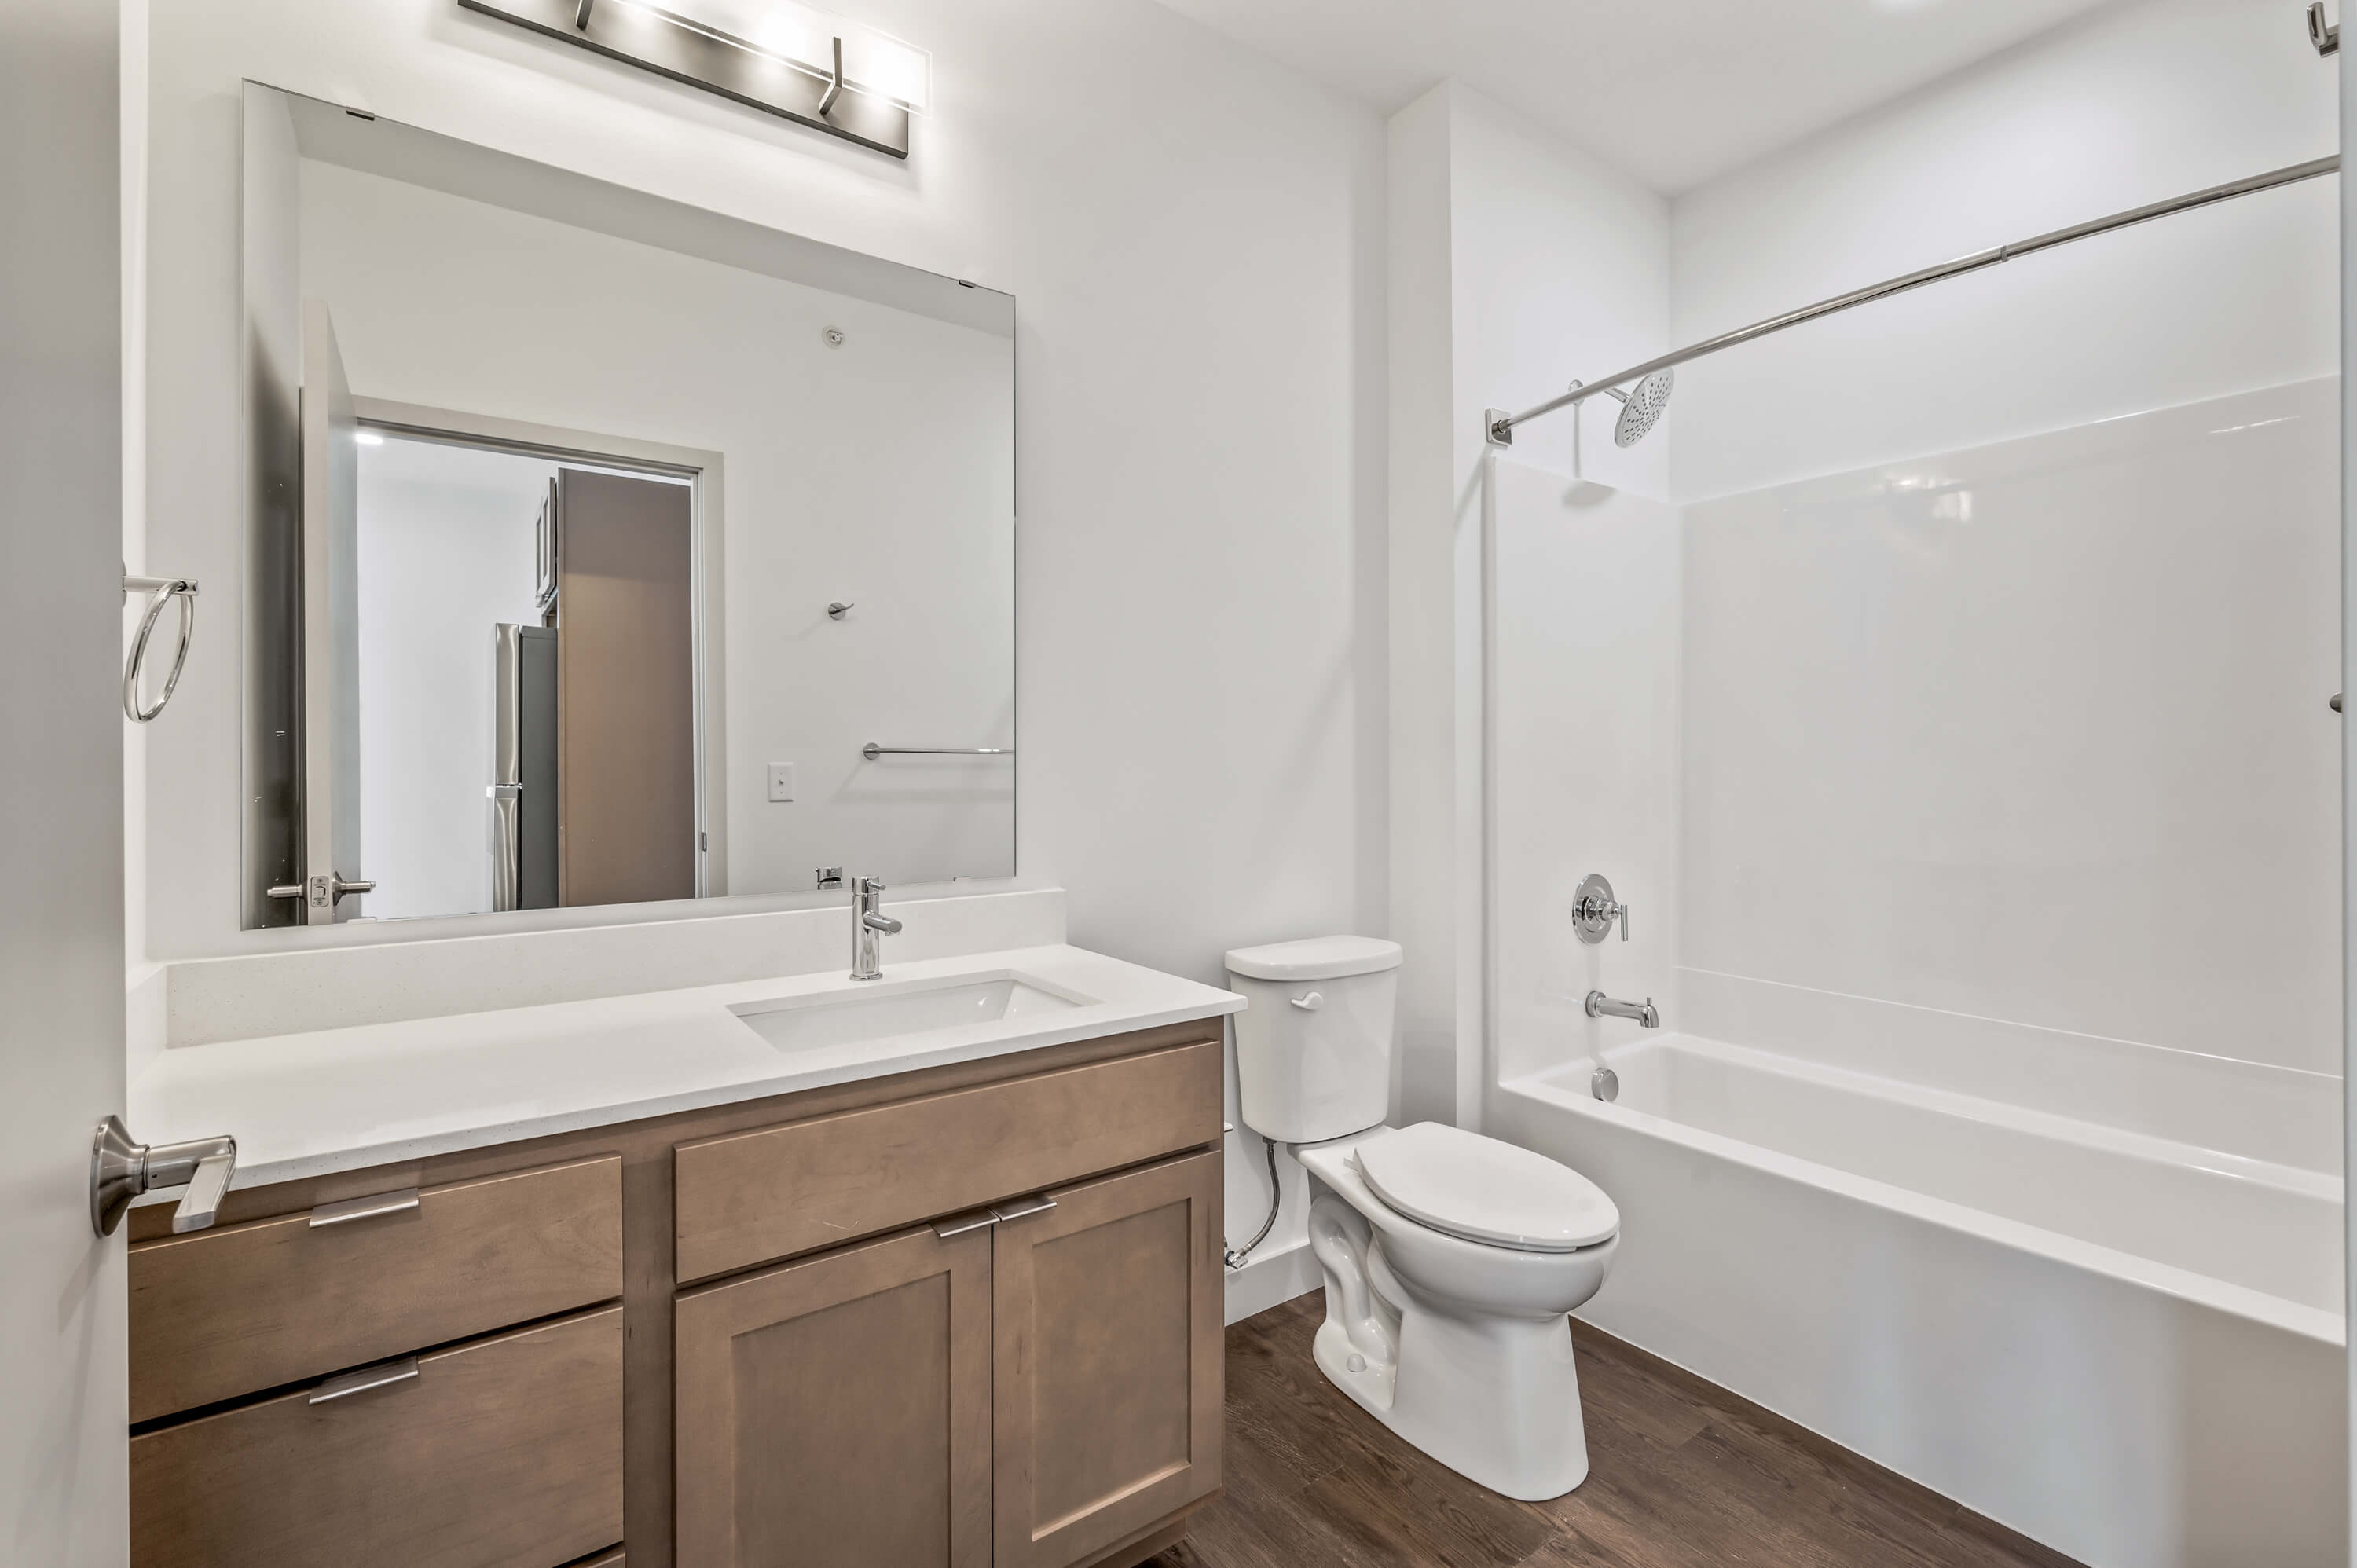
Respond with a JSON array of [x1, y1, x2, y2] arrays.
[[1223, 1134, 1287, 1270]]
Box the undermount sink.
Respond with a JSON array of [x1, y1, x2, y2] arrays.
[[728, 973, 1091, 1053]]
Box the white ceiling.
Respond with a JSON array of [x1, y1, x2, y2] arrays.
[[1152, 0, 2123, 193]]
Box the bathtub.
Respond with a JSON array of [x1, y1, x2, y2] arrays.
[[1492, 1026, 2346, 1568]]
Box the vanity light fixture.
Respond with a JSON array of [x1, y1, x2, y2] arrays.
[[458, 0, 926, 159]]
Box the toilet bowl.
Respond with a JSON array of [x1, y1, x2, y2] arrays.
[[1224, 936, 1621, 1502], [1297, 1124, 1618, 1500]]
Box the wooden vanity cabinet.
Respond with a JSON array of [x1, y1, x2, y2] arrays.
[[126, 1020, 1225, 1568], [131, 1307, 625, 1568], [993, 1152, 1222, 1568], [672, 1149, 1222, 1568], [129, 1155, 625, 1423], [675, 1223, 995, 1568]]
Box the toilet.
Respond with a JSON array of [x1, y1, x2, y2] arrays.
[[1225, 935, 1620, 1502]]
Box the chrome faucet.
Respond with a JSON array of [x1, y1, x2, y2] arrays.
[[849, 876, 902, 981], [1585, 991, 1660, 1029]]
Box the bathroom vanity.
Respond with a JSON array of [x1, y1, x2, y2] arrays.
[[121, 936, 1239, 1568]]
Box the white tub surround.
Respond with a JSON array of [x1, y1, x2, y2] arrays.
[[1495, 1024, 2344, 1568], [1679, 382, 2341, 1083], [132, 940, 1243, 1194], [1478, 372, 2346, 1564]]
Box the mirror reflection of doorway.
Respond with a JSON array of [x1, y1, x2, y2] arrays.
[[544, 467, 695, 909], [354, 430, 696, 919]]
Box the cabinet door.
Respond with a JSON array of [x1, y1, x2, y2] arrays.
[[675, 1225, 991, 1568], [993, 1151, 1222, 1568]]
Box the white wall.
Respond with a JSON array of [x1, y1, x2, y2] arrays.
[[139, 0, 1386, 1309], [1448, 88, 1670, 500], [1670, 0, 2338, 502], [301, 156, 1015, 897], [1384, 84, 1460, 1137], [1445, 86, 1675, 1115], [1228, 79, 1663, 1301], [1388, 80, 1675, 1134], [1662, 0, 2342, 1092], [354, 438, 552, 921]]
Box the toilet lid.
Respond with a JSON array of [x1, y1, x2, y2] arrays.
[[1354, 1123, 1618, 1252]]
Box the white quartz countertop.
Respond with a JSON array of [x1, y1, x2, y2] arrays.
[[129, 944, 1244, 1194]]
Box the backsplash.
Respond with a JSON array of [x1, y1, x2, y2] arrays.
[[155, 885, 1065, 1046]]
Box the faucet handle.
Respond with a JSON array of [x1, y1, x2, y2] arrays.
[[1572, 874, 1630, 945]]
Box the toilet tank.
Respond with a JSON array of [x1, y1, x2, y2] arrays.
[[1224, 936, 1404, 1144]]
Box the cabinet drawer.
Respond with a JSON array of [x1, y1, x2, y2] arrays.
[[131, 1305, 624, 1568], [676, 1038, 1222, 1282], [130, 1155, 623, 1422]]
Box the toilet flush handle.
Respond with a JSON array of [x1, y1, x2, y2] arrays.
[[1290, 991, 1325, 1011]]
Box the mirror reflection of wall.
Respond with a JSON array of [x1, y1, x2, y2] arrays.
[[244, 82, 1017, 928], [356, 435, 552, 921]]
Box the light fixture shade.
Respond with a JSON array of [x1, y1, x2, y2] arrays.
[[662, 0, 931, 109], [460, 0, 924, 156]]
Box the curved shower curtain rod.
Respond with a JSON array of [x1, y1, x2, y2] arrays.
[[1485, 153, 2341, 448]]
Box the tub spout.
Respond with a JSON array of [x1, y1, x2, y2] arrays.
[[1585, 991, 1659, 1028]]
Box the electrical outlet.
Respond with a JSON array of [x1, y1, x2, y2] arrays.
[[766, 763, 795, 803]]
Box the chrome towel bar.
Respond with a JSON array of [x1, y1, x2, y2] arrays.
[[861, 742, 1013, 760], [122, 572, 199, 724]]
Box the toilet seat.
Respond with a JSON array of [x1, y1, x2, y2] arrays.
[[1354, 1123, 1618, 1253]]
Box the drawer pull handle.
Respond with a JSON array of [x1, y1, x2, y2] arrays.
[[989, 1194, 1058, 1224], [930, 1207, 999, 1240], [306, 1356, 420, 1405], [308, 1187, 421, 1228], [928, 1193, 1058, 1240]]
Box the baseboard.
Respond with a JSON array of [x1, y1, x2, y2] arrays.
[[1222, 1236, 1320, 1324]]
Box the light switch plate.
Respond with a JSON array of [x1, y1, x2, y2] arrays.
[[766, 763, 795, 803]]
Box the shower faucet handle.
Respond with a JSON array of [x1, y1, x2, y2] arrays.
[[1572, 874, 1629, 944]]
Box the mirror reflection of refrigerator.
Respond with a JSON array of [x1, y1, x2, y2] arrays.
[[491, 623, 559, 911]]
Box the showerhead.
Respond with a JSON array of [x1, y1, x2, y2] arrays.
[[1604, 368, 1674, 447]]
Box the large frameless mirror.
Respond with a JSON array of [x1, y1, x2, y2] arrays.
[[240, 82, 1014, 928]]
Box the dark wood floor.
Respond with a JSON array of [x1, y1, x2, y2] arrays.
[[1150, 1294, 2082, 1568]]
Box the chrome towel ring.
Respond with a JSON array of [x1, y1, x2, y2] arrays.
[[122, 573, 198, 723]]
